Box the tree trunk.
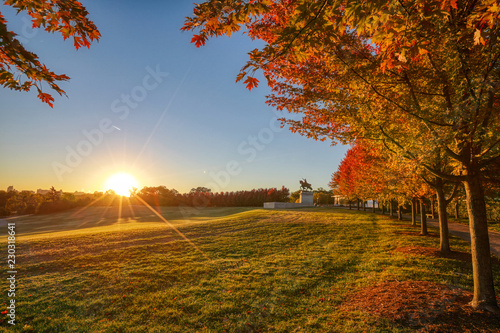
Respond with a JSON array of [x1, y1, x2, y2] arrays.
[[431, 197, 436, 219], [349, 200, 351, 210], [463, 175, 498, 311], [420, 198, 428, 236], [411, 198, 417, 226], [435, 180, 451, 254], [363, 201, 366, 211], [411, 198, 417, 227], [455, 199, 460, 219], [390, 200, 394, 217], [397, 204, 403, 220], [357, 199, 360, 210], [372, 200, 376, 213], [381, 203, 385, 215]]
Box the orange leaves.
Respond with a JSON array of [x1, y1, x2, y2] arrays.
[[73, 36, 91, 50], [191, 34, 206, 48], [37, 91, 54, 108], [440, 0, 458, 11], [418, 48, 429, 56], [236, 71, 260, 90], [235, 71, 246, 83], [1, 0, 100, 105], [244, 77, 259, 91]]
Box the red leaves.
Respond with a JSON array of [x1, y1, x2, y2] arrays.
[[244, 77, 259, 91], [191, 34, 206, 48], [237, 72, 260, 91], [73, 36, 82, 49], [73, 36, 91, 50], [37, 91, 54, 108], [235, 71, 246, 83], [2, 0, 100, 105]]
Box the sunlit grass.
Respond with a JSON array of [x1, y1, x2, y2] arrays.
[[0, 207, 497, 332]]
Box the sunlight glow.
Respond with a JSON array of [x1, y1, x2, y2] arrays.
[[104, 172, 139, 197]]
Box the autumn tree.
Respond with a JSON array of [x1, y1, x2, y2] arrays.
[[47, 186, 60, 202], [329, 144, 366, 208], [1, 0, 100, 106], [190, 187, 212, 194], [330, 142, 387, 210], [184, 0, 500, 311]]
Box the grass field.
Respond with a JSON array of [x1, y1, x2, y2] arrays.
[[1, 206, 500, 332]]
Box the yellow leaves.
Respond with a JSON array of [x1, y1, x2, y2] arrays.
[[397, 52, 407, 63], [474, 29, 486, 46], [418, 48, 429, 56], [489, 2, 500, 14]]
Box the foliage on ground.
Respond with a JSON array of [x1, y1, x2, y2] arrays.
[[0, 207, 499, 332]]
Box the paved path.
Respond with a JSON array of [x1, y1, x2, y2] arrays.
[[389, 211, 500, 257]]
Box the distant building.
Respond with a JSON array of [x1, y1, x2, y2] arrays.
[[73, 191, 86, 196], [7, 186, 15, 193], [37, 189, 50, 195]]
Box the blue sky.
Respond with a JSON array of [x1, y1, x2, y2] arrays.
[[0, 1, 348, 194]]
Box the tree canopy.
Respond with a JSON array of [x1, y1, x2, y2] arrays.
[[0, 0, 100, 106], [184, 0, 500, 311]]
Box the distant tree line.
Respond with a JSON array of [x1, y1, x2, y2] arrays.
[[0, 186, 291, 217], [133, 186, 290, 208], [0, 186, 97, 216]]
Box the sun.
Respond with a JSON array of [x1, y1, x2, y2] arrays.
[[104, 172, 139, 197]]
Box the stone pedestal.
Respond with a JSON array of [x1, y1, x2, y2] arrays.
[[300, 191, 313, 206]]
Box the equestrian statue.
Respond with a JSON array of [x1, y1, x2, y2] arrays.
[[299, 178, 313, 192]]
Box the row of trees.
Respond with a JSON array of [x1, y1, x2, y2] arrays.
[[0, 186, 291, 216], [331, 141, 500, 213], [0, 187, 101, 216], [183, 0, 500, 311], [3, 0, 500, 313], [133, 186, 290, 207], [331, 143, 500, 222]]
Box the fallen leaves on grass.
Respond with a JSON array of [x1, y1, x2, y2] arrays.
[[343, 281, 500, 332]]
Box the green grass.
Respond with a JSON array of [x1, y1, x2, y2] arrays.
[[0, 206, 497, 332]]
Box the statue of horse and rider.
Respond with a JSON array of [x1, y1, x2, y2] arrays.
[[299, 178, 312, 191]]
